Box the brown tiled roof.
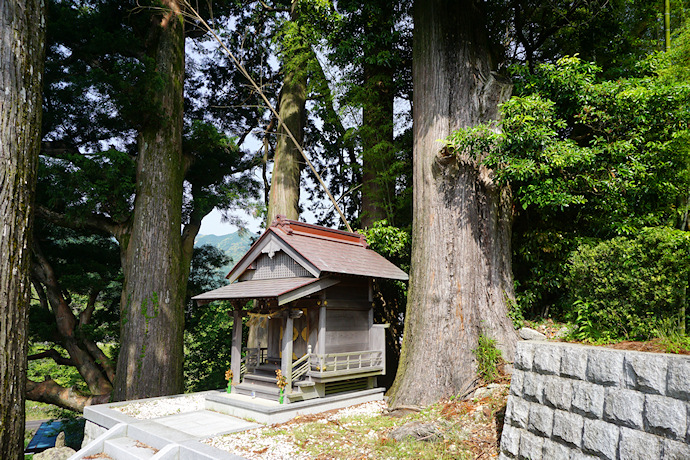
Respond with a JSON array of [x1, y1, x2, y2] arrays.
[[192, 277, 319, 302], [227, 217, 409, 282]]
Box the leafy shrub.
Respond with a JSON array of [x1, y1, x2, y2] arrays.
[[566, 227, 690, 342]]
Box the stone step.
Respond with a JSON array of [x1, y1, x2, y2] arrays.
[[103, 436, 158, 460], [243, 373, 278, 386], [234, 383, 281, 401], [255, 363, 280, 373]]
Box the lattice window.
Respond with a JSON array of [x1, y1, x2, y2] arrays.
[[240, 252, 311, 280]]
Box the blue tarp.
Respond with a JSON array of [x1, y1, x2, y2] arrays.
[[25, 420, 64, 453]]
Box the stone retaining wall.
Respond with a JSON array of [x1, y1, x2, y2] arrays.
[[500, 341, 690, 459]]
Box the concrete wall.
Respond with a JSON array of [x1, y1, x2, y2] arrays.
[[500, 341, 690, 460]]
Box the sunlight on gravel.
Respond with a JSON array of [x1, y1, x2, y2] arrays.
[[113, 394, 206, 419], [205, 401, 387, 459]]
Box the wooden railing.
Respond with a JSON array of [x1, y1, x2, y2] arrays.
[[291, 346, 312, 381], [309, 350, 383, 377], [243, 347, 267, 370], [239, 347, 267, 381]]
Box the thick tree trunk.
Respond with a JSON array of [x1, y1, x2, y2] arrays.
[[266, 12, 308, 225], [361, 4, 395, 228], [0, 0, 45, 457], [267, 68, 307, 224], [113, 3, 186, 400], [388, 0, 517, 407]]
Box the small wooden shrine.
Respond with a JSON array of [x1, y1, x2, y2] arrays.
[[193, 216, 408, 402]]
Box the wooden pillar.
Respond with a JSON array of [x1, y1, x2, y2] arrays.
[[231, 308, 242, 385], [318, 305, 327, 355], [282, 314, 294, 392]]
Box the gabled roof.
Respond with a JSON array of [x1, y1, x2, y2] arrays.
[[192, 277, 340, 306], [227, 217, 409, 282], [192, 217, 408, 305]]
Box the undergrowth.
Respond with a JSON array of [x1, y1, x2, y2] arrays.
[[473, 334, 504, 384]]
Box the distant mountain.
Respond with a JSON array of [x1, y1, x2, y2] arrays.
[[195, 231, 257, 274]]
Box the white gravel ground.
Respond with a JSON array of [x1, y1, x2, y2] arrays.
[[113, 394, 206, 419], [205, 401, 387, 459]]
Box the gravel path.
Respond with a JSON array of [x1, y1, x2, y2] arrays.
[[113, 394, 206, 419]]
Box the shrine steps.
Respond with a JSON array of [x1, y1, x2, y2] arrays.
[[232, 381, 281, 401]]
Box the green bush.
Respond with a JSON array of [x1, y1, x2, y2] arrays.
[[566, 227, 690, 342]]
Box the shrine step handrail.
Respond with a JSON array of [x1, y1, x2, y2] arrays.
[[291, 352, 311, 381]]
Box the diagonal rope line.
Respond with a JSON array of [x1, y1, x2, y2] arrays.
[[182, 1, 353, 232]]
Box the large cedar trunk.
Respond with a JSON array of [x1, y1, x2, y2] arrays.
[[0, 0, 45, 457], [267, 68, 307, 224], [113, 4, 186, 400], [267, 11, 308, 225], [388, 0, 517, 406], [361, 4, 395, 229]]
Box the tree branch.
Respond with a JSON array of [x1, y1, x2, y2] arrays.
[[82, 339, 116, 385], [78, 289, 99, 327], [31, 276, 50, 311], [257, 0, 290, 12], [26, 378, 111, 413], [28, 349, 76, 367], [36, 205, 126, 242]]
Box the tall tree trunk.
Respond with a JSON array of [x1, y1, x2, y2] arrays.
[[113, 2, 186, 400], [388, 0, 517, 407], [266, 14, 308, 225], [361, 4, 395, 228], [0, 0, 45, 457]]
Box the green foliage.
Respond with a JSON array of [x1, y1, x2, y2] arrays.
[[472, 334, 503, 384], [184, 244, 235, 392], [362, 221, 411, 270], [184, 300, 235, 392], [655, 318, 690, 354], [27, 343, 89, 394], [446, 54, 690, 322], [566, 227, 690, 342]]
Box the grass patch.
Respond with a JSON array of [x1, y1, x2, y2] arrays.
[[26, 401, 53, 421], [473, 334, 504, 384], [208, 388, 509, 459]]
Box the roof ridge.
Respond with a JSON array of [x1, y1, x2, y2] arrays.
[[270, 215, 368, 247]]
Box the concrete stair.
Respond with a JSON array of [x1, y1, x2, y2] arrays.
[[235, 361, 283, 400], [103, 436, 158, 459], [233, 382, 281, 401]]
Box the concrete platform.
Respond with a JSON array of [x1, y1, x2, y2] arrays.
[[206, 387, 385, 424], [155, 410, 255, 438], [73, 388, 385, 459]]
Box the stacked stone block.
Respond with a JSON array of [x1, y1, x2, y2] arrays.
[[500, 341, 690, 460]]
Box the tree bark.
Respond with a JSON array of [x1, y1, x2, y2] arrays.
[[113, 1, 186, 400], [266, 14, 308, 225], [388, 0, 517, 407], [0, 0, 45, 457], [361, 3, 396, 228]]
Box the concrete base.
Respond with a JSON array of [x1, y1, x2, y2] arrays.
[[205, 387, 385, 424]]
